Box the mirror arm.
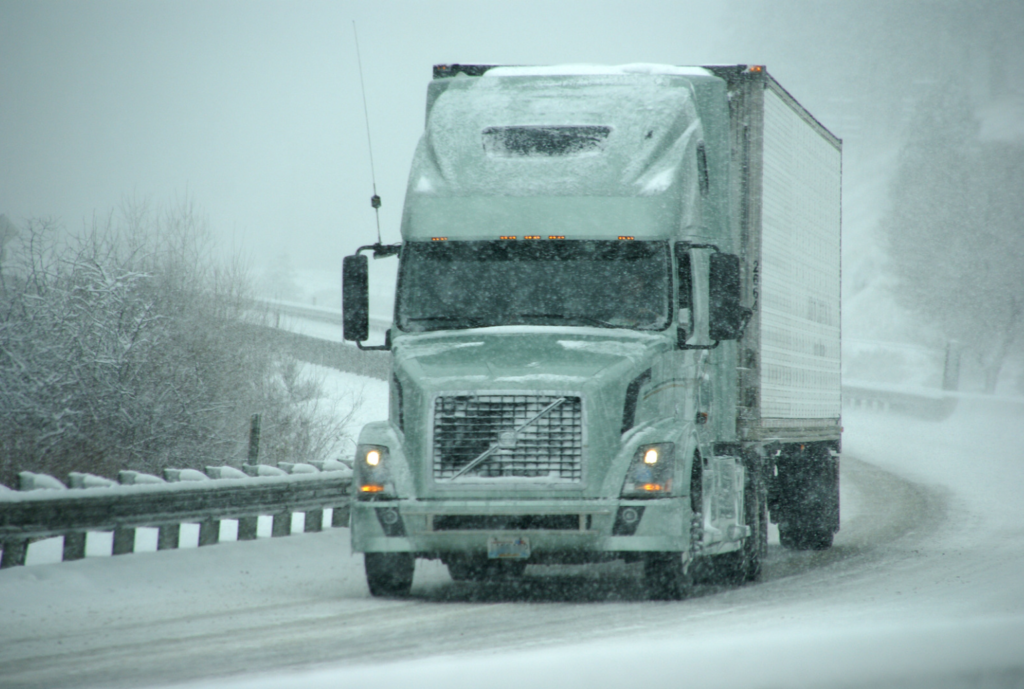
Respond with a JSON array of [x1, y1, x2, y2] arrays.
[[735, 306, 755, 340], [686, 303, 751, 348], [678, 241, 721, 253], [346, 244, 400, 351], [357, 331, 391, 352], [357, 242, 401, 259], [680, 341, 721, 351]]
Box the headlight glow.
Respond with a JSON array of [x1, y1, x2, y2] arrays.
[[621, 443, 675, 498], [355, 444, 395, 500]]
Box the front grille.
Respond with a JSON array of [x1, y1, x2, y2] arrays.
[[432, 514, 582, 531], [433, 394, 583, 481]]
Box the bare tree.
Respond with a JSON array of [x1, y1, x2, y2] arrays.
[[0, 202, 352, 486], [883, 87, 1024, 392]]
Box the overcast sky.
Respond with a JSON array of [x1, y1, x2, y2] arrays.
[[1, 1, 1021, 272]]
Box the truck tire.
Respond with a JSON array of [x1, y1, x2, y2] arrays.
[[779, 524, 833, 551], [643, 553, 692, 600], [364, 552, 415, 597], [773, 443, 838, 551]]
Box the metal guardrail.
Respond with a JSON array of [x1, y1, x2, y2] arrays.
[[0, 463, 353, 569], [249, 323, 390, 381], [256, 297, 392, 331], [0, 299, 385, 571], [842, 380, 958, 420], [251, 298, 391, 379]]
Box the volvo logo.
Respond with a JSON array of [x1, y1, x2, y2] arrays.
[[498, 431, 517, 448]]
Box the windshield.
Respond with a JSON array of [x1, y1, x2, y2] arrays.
[[396, 240, 671, 332]]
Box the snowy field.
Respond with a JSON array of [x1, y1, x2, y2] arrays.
[[1, 366, 1023, 689]]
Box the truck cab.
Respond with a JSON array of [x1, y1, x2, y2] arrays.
[[343, 64, 840, 598]]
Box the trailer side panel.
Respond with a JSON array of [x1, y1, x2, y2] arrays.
[[758, 86, 842, 423]]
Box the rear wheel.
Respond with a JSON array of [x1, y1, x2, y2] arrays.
[[643, 553, 692, 600], [364, 552, 415, 597], [779, 524, 833, 550], [772, 443, 839, 551]]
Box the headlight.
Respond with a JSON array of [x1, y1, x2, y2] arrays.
[[355, 444, 396, 500], [621, 443, 675, 498]]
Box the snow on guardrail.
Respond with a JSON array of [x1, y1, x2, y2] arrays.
[[255, 297, 391, 339], [250, 298, 391, 379], [0, 461, 353, 569]]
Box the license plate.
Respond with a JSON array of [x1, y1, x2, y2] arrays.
[[487, 535, 531, 560]]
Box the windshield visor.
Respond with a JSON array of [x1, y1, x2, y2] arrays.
[[397, 240, 672, 332]]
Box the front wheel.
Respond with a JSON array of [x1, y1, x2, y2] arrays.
[[643, 553, 692, 600], [364, 552, 415, 597]]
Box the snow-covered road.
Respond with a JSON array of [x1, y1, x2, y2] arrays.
[[1, 377, 1022, 689]]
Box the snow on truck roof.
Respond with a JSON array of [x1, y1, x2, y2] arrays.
[[401, 67, 711, 241], [483, 64, 714, 78]]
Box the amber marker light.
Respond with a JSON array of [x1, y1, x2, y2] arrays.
[[548, 235, 565, 240], [618, 236, 634, 241], [749, 65, 764, 72], [431, 237, 448, 241], [524, 235, 540, 240], [500, 236, 517, 240], [641, 483, 664, 492], [360, 484, 385, 493]]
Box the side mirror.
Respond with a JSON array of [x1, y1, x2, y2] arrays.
[[709, 253, 748, 341], [342, 254, 369, 342]]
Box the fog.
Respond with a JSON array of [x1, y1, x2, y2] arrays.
[[2, 0, 1019, 277], [2, 6, 1024, 684]]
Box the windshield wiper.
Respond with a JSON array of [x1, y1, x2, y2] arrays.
[[406, 315, 489, 329], [510, 313, 619, 328]]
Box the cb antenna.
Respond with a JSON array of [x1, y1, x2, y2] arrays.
[[352, 21, 382, 245]]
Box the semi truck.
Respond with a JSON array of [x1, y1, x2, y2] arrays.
[[342, 64, 842, 599]]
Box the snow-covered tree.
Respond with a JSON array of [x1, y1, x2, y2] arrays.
[[883, 87, 1024, 392], [0, 202, 350, 486]]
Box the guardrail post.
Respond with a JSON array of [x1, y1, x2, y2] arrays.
[[247, 413, 262, 465], [332, 504, 350, 527], [271, 511, 291, 537], [237, 516, 258, 541], [63, 531, 87, 561], [112, 527, 135, 555], [198, 518, 220, 546], [157, 524, 180, 550], [1, 539, 29, 568], [943, 341, 961, 391], [304, 509, 323, 532]]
